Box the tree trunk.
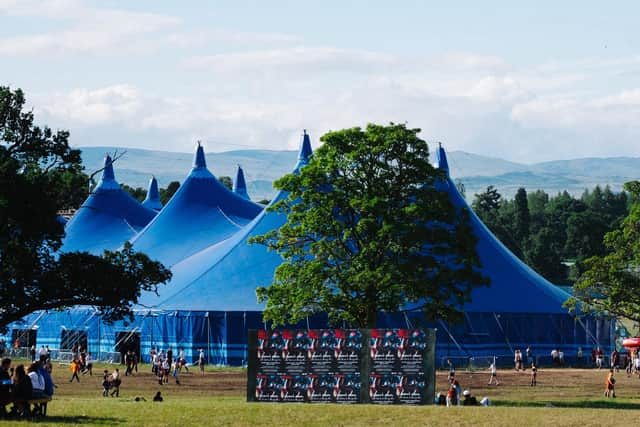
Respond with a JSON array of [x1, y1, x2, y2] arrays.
[[365, 285, 378, 329]]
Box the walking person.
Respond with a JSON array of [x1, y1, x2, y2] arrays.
[[604, 369, 616, 398], [161, 358, 170, 384], [447, 359, 455, 381], [530, 362, 537, 386], [198, 348, 205, 376], [172, 359, 181, 385], [488, 360, 499, 385], [611, 349, 619, 372], [110, 368, 121, 397], [446, 383, 457, 407], [102, 370, 110, 397], [178, 348, 189, 373], [69, 358, 81, 383]]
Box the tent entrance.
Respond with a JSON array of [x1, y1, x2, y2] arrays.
[[11, 329, 37, 348], [60, 330, 88, 351], [115, 331, 140, 362]]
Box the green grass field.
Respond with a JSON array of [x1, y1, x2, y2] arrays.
[[1, 360, 639, 426]]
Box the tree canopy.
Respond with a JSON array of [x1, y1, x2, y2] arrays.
[[251, 123, 488, 328], [0, 86, 171, 330], [566, 181, 640, 322], [472, 185, 628, 284]]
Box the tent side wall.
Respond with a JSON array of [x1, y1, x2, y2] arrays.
[[2, 309, 615, 367]]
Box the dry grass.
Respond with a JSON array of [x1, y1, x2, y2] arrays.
[[1, 361, 640, 426]]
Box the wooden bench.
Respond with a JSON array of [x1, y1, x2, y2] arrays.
[[0, 396, 52, 418]]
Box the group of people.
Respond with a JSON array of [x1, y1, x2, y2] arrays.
[[149, 347, 195, 386], [0, 356, 55, 417], [101, 368, 121, 397], [436, 361, 488, 406], [68, 351, 93, 383], [123, 351, 138, 376]]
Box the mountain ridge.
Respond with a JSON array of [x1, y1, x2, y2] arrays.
[[78, 146, 640, 200]]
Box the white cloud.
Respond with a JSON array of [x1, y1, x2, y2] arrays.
[[0, 6, 181, 55], [165, 29, 301, 48], [38, 84, 144, 125], [186, 47, 396, 73]]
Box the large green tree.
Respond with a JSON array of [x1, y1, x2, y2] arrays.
[[251, 123, 488, 328], [0, 86, 171, 330], [566, 181, 640, 321]]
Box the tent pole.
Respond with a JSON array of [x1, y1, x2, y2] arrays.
[[207, 315, 211, 366], [97, 316, 101, 361]]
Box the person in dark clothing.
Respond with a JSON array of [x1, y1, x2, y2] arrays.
[[461, 390, 479, 406], [0, 358, 12, 417], [166, 348, 173, 366], [11, 365, 33, 417], [11, 365, 32, 399], [153, 391, 163, 402]]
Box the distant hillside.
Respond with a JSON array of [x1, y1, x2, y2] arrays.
[[79, 146, 640, 201]]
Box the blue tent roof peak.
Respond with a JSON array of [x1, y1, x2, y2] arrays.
[[97, 154, 119, 190], [436, 142, 450, 176], [142, 176, 163, 211], [297, 130, 313, 167], [193, 142, 207, 169], [233, 164, 250, 200]]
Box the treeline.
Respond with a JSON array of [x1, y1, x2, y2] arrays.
[[472, 185, 630, 285]]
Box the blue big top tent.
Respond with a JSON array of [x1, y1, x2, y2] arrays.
[[2, 133, 614, 367], [61, 155, 157, 255], [129, 143, 263, 267]]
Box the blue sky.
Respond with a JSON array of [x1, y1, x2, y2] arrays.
[[1, 0, 639, 162]]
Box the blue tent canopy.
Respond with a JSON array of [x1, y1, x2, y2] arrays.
[[129, 143, 263, 267], [233, 165, 250, 200], [434, 145, 570, 314], [139, 131, 313, 309], [61, 155, 157, 255], [142, 176, 163, 212], [7, 136, 613, 366]]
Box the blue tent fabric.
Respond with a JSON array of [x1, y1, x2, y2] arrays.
[[61, 155, 157, 255], [434, 145, 570, 314], [129, 144, 263, 267], [142, 176, 163, 211], [233, 165, 250, 200], [136, 134, 314, 309], [21, 136, 615, 366]]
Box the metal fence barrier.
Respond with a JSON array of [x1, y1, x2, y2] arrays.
[[2, 347, 120, 364]]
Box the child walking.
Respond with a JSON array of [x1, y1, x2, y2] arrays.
[[604, 369, 616, 398], [530, 362, 537, 386], [69, 358, 81, 382], [488, 360, 499, 385]]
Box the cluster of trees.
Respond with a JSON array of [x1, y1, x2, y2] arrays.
[[472, 185, 630, 284]]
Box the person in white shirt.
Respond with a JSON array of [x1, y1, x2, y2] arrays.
[[27, 363, 46, 398], [110, 368, 121, 397], [488, 361, 500, 385], [198, 349, 205, 376]]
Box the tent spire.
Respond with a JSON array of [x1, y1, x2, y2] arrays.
[[233, 164, 250, 200], [298, 129, 313, 165], [436, 142, 450, 176], [102, 154, 115, 181], [193, 141, 207, 169], [97, 154, 120, 190], [142, 176, 163, 211]]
